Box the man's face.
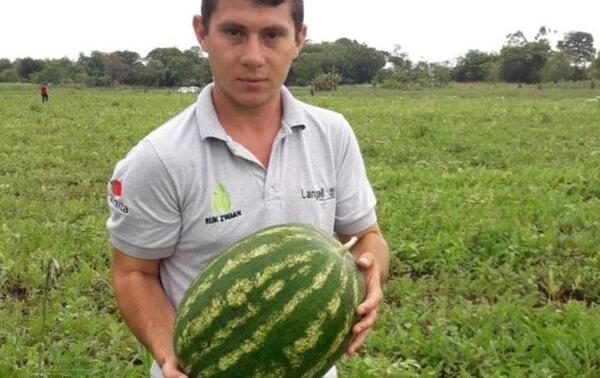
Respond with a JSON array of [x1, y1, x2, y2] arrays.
[[194, 0, 306, 110]]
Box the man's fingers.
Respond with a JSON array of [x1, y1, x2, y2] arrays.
[[162, 361, 189, 378], [357, 285, 383, 315], [353, 308, 378, 334], [348, 252, 384, 355], [356, 253, 374, 268], [346, 328, 370, 355]]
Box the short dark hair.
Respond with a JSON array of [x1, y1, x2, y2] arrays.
[[201, 0, 304, 34]]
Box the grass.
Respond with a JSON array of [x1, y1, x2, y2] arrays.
[[0, 83, 599, 377]]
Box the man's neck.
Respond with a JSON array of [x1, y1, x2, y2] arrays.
[[211, 87, 283, 137], [210, 85, 284, 168]]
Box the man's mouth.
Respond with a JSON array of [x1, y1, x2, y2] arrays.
[[239, 78, 267, 83]]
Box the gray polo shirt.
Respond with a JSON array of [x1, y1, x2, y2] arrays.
[[107, 84, 376, 377], [107, 83, 376, 305]]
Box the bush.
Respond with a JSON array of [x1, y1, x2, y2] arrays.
[[0, 68, 19, 83], [311, 73, 342, 92]]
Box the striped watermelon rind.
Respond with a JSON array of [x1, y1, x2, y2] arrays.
[[173, 223, 365, 378]]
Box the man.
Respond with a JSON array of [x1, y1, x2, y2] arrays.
[[107, 1, 389, 377], [40, 82, 49, 102]]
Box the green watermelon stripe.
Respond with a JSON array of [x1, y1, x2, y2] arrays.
[[185, 302, 258, 373], [285, 310, 329, 368], [218, 242, 282, 278], [263, 279, 285, 300], [176, 273, 215, 322]]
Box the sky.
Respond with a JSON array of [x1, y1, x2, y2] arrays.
[[1, 0, 599, 64]]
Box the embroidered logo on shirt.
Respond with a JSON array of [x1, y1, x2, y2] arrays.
[[108, 179, 129, 214], [211, 183, 231, 214], [110, 179, 123, 198], [206, 183, 242, 224]]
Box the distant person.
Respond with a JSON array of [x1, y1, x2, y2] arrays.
[[40, 83, 49, 102]]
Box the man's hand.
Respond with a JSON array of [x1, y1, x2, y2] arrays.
[[338, 224, 389, 355], [161, 359, 188, 378], [347, 252, 384, 355]]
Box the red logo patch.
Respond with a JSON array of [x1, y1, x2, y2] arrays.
[[111, 179, 122, 197]]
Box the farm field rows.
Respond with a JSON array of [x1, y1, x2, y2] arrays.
[[0, 83, 599, 377]]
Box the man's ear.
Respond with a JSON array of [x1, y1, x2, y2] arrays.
[[193, 15, 208, 49], [294, 24, 308, 57]]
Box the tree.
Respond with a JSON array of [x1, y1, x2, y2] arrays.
[[332, 38, 386, 84], [287, 39, 386, 86], [0, 68, 19, 83], [288, 52, 326, 86], [534, 26, 557, 45], [593, 52, 600, 80], [16, 57, 45, 81], [500, 41, 551, 83], [146, 47, 183, 86], [558, 31, 596, 68], [171, 49, 212, 86], [78, 51, 110, 85], [541, 51, 573, 82], [0, 58, 12, 71], [37, 58, 72, 84], [453, 50, 495, 82], [557, 31, 596, 80], [430, 63, 453, 86], [143, 59, 167, 87], [373, 46, 415, 87], [0, 59, 17, 83], [102, 53, 127, 84], [112, 51, 144, 85], [188, 46, 204, 58], [505, 30, 528, 47]]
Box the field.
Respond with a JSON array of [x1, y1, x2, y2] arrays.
[[1, 83, 599, 377]]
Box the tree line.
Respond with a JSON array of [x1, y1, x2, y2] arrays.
[[1, 28, 599, 89]]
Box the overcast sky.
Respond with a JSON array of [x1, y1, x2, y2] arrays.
[[1, 0, 599, 63]]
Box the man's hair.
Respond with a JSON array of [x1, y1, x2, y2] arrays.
[[201, 0, 304, 34]]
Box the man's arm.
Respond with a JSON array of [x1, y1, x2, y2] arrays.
[[338, 223, 389, 355], [111, 249, 187, 378]]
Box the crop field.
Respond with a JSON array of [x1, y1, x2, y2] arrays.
[[1, 83, 599, 377]]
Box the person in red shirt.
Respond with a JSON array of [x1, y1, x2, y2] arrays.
[[40, 83, 49, 102]]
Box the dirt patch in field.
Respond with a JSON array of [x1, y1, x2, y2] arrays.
[[1, 282, 28, 301]]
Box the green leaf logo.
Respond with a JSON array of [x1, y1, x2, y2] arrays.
[[211, 183, 232, 215]]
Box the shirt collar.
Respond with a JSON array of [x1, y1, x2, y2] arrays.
[[195, 83, 306, 141]]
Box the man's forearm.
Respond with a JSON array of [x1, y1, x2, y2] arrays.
[[113, 270, 178, 367]]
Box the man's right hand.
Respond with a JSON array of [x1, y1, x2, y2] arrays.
[[161, 359, 188, 378]]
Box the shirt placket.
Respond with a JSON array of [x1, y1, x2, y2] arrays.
[[264, 129, 290, 208]]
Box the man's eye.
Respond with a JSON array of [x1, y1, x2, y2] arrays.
[[264, 32, 279, 40], [225, 29, 242, 37]]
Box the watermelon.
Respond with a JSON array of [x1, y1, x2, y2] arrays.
[[173, 223, 365, 378]]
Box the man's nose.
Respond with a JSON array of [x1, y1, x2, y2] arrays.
[[240, 35, 266, 69]]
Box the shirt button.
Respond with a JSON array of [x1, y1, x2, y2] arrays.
[[270, 186, 277, 194]]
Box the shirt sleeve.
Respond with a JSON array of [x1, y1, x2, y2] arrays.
[[106, 139, 181, 259], [333, 116, 377, 235]]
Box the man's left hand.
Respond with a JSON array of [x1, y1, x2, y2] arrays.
[[347, 252, 383, 355]]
